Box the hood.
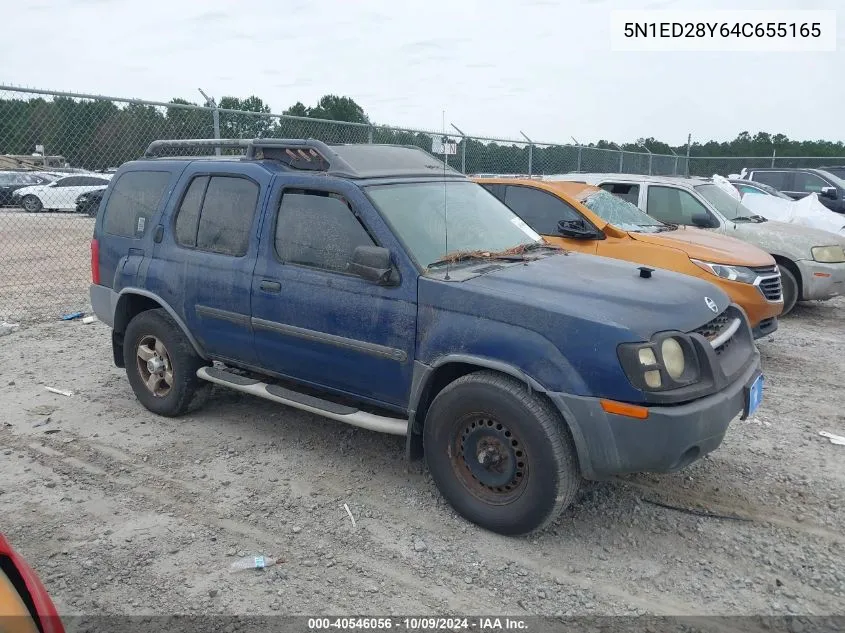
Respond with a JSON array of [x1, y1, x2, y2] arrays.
[[444, 252, 730, 339], [732, 219, 845, 258], [628, 226, 774, 266]]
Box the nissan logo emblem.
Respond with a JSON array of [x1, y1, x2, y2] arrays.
[[705, 297, 719, 314]]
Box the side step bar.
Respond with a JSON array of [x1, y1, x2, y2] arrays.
[[196, 366, 408, 436]]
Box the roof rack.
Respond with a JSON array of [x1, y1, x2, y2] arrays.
[[142, 138, 465, 180]]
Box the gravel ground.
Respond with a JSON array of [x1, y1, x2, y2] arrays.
[[0, 295, 843, 619]]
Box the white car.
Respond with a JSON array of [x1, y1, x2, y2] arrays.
[[12, 173, 112, 212]]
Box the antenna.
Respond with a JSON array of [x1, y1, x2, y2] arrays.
[[442, 110, 450, 281]]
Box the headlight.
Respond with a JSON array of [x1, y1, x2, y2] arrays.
[[617, 334, 700, 392], [811, 245, 845, 263], [661, 338, 685, 379], [691, 259, 758, 284]]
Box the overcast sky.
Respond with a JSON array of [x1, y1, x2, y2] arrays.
[[2, 0, 842, 146]]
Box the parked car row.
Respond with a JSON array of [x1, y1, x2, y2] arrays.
[[0, 170, 111, 213], [90, 138, 768, 536], [541, 173, 845, 316]]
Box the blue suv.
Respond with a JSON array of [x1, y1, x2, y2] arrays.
[[90, 138, 763, 535]]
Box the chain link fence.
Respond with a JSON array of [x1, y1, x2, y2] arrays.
[[1, 84, 844, 321]]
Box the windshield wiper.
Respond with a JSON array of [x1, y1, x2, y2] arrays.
[[732, 215, 766, 223], [426, 243, 564, 269], [427, 252, 526, 269]]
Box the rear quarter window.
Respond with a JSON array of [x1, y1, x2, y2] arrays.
[[103, 171, 171, 238]]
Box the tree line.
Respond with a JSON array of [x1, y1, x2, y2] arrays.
[[0, 91, 842, 175]]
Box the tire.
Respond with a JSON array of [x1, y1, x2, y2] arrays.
[[21, 195, 42, 213], [778, 264, 799, 316], [423, 371, 581, 535], [123, 308, 207, 416]]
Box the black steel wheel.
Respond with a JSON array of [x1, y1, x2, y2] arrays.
[[424, 371, 581, 535]]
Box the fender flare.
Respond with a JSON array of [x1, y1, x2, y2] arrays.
[[405, 354, 591, 473], [114, 288, 208, 360]]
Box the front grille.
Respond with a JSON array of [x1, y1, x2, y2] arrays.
[[692, 311, 730, 340], [757, 275, 783, 301], [691, 310, 734, 356], [750, 264, 778, 274]]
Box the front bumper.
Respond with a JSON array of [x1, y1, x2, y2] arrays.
[[717, 278, 783, 330], [548, 351, 762, 480], [751, 317, 778, 339], [796, 260, 845, 301]]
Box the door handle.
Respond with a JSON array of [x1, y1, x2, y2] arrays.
[[260, 280, 281, 293]]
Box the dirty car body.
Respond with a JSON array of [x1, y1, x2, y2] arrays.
[[474, 177, 783, 339], [550, 174, 845, 312], [89, 139, 763, 535]]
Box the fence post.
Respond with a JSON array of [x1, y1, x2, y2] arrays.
[[199, 88, 221, 155], [571, 137, 582, 172], [771, 149, 776, 167], [520, 131, 534, 175], [367, 125, 373, 144], [619, 150, 624, 172], [685, 133, 692, 177], [451, 123, 467, 174]]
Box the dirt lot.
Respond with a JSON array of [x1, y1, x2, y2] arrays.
[[1, 286, 844, 619], [0, 209, 844, 620]]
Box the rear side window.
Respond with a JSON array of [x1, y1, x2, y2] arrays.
[[599, 182, 640, 205], [751, 171, 789, 190], [275, 190, 375, 273], [174, 175, 258, 256], [103, 171, 171, 238], [503, 185, 582, 235], [174, 176, 207, 247]]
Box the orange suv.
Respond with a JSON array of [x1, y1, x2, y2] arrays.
[[475, 178, 783, 338]]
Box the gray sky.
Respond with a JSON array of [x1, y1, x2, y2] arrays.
[[3, 0, 843, 145]]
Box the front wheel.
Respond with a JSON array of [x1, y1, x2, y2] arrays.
[[423, 371, 581, 535], [778, 264, 799, 315], [123, 308, 207, 416], [20, 195, 42, 213]]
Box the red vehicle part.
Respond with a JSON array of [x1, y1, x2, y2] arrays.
[[0, 533, 64, 633]]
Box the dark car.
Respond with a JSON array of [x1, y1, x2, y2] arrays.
[[75, 187, 105, 216], [0, 172, 53, 206], [89, 138, 762, 535], [0, 533, 64, 633], [740, 168, 845, 213], [818, 165, 845, 180]]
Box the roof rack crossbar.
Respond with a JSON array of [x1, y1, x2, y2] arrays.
[[142, 138, 358, 174]]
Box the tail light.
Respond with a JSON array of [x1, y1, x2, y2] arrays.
[[90, 238, 100, 284]]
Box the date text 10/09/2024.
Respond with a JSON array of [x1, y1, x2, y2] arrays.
[[623, 22, 822, 38], [307, 618, 529, 630]]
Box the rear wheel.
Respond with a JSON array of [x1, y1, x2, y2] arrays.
[[123, 309, 207, 416], [21, 195, 42, 213], [778, 264, 799, 315], [423, 371, 581, 535]]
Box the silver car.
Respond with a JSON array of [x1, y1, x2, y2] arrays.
[[547, 174, 845, 315]]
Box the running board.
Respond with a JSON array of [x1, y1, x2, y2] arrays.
[[196, 366, 408, 436]]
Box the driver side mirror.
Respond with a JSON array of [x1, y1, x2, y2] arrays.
[[820, 186, 838, 200], [557, 219, 598, 240], [691, 213, 717, 229], [347, 246, 398, 285]]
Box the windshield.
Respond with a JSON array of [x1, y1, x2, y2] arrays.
[[820, 170, 845, 189], [694, 183, 756, 221], [748, 181, 793, 200], [366, 181, 541, 268], [581, 189, 667, 232]]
